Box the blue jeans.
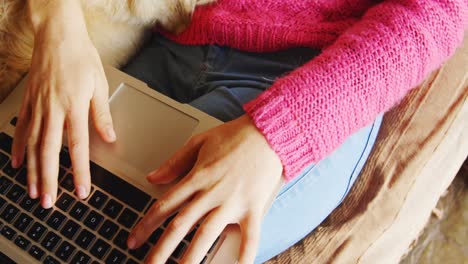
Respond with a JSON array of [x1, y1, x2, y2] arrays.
[[123, 33, 383, 263]]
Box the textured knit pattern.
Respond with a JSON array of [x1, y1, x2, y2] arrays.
[[162, 0, 468, 181]]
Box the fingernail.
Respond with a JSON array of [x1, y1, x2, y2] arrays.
[[107, 128, 116, 141], [146, 174, 153, 182], [147, 169, 159, 178], [29, 184, 38, 199], [127, 237, 136, 249], [11, 156, 17, 168], [41, 193, 53, 208], [76, 185, 88, 199]]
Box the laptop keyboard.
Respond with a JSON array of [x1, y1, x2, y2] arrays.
[[0, 124, 215, 264]]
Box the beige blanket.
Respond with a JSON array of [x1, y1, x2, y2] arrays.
[[265, 37, 468, 264]]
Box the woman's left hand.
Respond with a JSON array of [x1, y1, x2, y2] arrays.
[[127, 114, 284, 264]]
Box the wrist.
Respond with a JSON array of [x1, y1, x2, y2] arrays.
[[239, 114, 282, 161], [28, 0, 88, 40]]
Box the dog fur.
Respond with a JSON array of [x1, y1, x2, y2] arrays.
[[0, 0, 214, 102]]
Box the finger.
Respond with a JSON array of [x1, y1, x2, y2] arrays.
[[129, 175, 202, 247], [181, 206, 233, 264], [143, 193, 220, 264], [39, 109, 65, 208], [66, 105, 91, 199], [238, 214, 262, 264], [12, 98, 31, 168], [147, 136, 204, 184], [26, 107, 43, 200], [90, 73, 116, 142]]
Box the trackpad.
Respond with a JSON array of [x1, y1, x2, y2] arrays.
[[91, 83, 199, 174]]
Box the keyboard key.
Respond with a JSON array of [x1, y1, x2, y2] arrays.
[[15, 168, 27, 186], [61, 219, 81, 240], [41, 231, 61, 251], [59, 149, 72, 168], [19, 195, 39, 212], [184, 228, 196, 242], [99, 219, 119, 240], [27, 222, 47, 242], [75, 229, 95, 250], [29, 245, 45, 260], [84, 210, 104, 229], [163, 213, 178, 228], [106, 248, 126, 264], [1, 204, 19, 222], [55, 240, 76, 261], [44, 255, 61, 264], [0, 196, 5, 210], [70, 201, 89, 221], [149, 228, 164, 244], [91, 162, 151, 212], [33, 206, 52, 221], [126, 259, 139, 264], [166, 259, 178, 264], [129, 242, 150, 261], [10, 117, 17, 126], [59, 167, 67, 181], [0, 152, 8, 168], [2, 161, 20, 177], [144, 199, 156, 214], [46, 211, 66, 230], [56, 192, 75, 212], [171, 242, 187, 259], [87, 186, 95, 199], [117, 208, 138, 229], [1, 225, 16, 240], [0, 133, 13, 154], [0, 176, 13, 194], [14, 235, 31, 250], [90, 238, 110, 260], [13, 212, 33, 232], [88, 190, 108, 209], [71, 251, 91, 264], [103, 199, 123, 219], [60, 173, 75, 192], [113, 229, 129, 250], [6, 184, 25, 203]]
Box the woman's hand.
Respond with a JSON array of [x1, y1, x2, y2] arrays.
[[128, 115, 284, 264], [11, 0, 116, 208]]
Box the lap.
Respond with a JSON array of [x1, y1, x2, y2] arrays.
[[255, 114, 382, 263], [122, 33, 382, 263], [189, 87, 262, 121]]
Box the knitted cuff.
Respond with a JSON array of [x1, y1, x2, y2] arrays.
[[243, 85, 316, 182]]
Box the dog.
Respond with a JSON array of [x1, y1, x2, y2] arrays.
[[0, 0, 214, 102]]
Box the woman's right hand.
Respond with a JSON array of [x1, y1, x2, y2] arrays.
[[11, 0, 116, 209]]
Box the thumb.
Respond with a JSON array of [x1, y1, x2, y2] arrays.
[[147, 136, 204, 184], [91, 77, 116, 143]]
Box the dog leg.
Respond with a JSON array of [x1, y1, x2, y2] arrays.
[[0, 0, 33, 102]]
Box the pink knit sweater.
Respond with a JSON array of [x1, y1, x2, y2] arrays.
[[162, 0, 467, 181]]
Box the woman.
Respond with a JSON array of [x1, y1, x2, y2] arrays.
[[12, 0, 466, 263]]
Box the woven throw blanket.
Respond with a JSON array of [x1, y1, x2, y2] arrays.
[[265, 36, 468, 264]]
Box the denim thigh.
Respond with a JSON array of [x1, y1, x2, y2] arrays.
[[123, 33, 320, 121]]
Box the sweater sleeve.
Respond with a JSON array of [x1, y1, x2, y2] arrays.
[[244, 0, 467, 182]]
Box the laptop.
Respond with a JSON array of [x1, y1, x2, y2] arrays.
[[0, 66, 258, 263]]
